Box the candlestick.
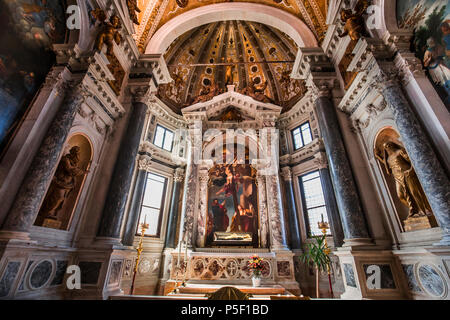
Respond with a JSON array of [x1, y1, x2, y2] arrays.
[[130, 221, 148, 295]]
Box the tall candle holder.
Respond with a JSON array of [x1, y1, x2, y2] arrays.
[[318, 214, 334, 298], [172, 239, 188, 294], [130, 217, 149, 295]]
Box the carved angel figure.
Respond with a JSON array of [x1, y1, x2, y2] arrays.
[[127, 0, 141, 25], [92, 9, 122, 57], [41, 146, 88, 219], [189, 82, 221, 105], [339, 0, 369, 41], [241, 78, 274, 104], [376, 141, 432, 218]]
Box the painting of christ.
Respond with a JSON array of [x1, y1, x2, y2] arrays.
[[206, 161, 259, 247]]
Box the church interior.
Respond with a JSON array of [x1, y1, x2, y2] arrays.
[[0, 0, 449, 301]]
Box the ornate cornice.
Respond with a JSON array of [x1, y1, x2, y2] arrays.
[[313, 151, 328, 169]]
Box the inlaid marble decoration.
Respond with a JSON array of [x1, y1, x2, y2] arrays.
[[178, 256, 274, 281], [50, 260, 68, 286], [79, 261, 102, 285], [30, 260, 53, 289], [343, 263, 357, 288], [418, 264, 446, 297], [277, 261, 291, 277], [108, 261, 123, 286], [138, 258, 151, 274], [402, 264, 423, 293], [363, 264, 396, 289], [18, 260, 34, 291], [122, 259, 133, 278], [0, 261, 21, 298]]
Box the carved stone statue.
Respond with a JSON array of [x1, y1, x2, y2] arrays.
[[225, 58, 234, 86], [240, 78, 274, 104], [127, 0, 141, 25], [92, 9, 122, 57], [338, 0, 369, 41], [189, 82, 222, 105], [376, 141, 432, 218], [41, 146, 87, 219]]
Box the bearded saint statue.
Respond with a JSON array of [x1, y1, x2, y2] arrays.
[[41, 146, 88, 219], [376, 141, 432, 218]]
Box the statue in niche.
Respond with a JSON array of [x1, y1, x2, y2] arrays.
[[127, 0, 141, 25], [338, 0, 369, 41], [240, 78, 274, 104], [92, 9, 122, 57], [376, 141, 432, 218], [40, 146, 88, 220]]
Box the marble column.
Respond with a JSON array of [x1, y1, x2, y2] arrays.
[[97, 102, 148, 240], [281, 166, 302, 249], [314, 94, 371, 244], [256, 173, 269, 248], [266, 174, 289, 251], [376, 68, 450, 245], [315, 153, 345, 247], [195, 167, 209, 248], [0, 84, 89, 240], [122, 169, 147, 246], [164, 168, 185, 248], [179, 144, 198, 248]]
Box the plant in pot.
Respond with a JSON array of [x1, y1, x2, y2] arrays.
[[248, 255, 264, 287], [300, 235, 331, 298]]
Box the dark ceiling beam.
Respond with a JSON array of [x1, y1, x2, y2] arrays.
[[184, 22, 220, 103], [231, 20, 248, 90], [215, 21, 231, 89], [241, 21, 280, 104]]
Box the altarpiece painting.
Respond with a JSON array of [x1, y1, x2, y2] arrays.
[[205, 145, 259, 247]]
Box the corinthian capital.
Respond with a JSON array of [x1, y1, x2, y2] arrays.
[[280, 166, 293, 182], [308, 78, 337, 99], [174, 168, 185, 182]]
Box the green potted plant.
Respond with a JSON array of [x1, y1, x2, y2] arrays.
[[300, 235, 331, 298]]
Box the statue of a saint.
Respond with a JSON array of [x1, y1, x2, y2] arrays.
[[41, 146, 88, 219], [225, 58, 234, 86], [338, 0, 369, 41], [376, 141, 432, 218]]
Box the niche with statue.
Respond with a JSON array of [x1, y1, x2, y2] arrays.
[[374, 127, 437, 232], [34, 134, 92, 230]]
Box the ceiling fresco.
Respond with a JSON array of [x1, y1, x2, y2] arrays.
[[133, 0, 329, 52], [156, 20, 308, 113]]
